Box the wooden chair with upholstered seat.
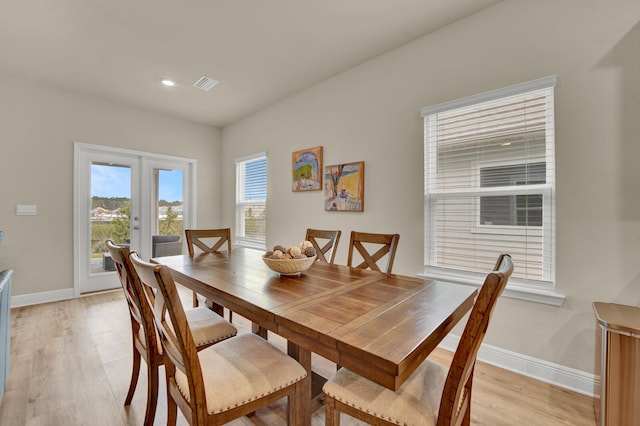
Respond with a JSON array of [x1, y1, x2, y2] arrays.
[[305, 228, 342, 264], [106, 241, 237, 426], [323, 254, 514, 426], [185, 228, 232, 257], [184, 228, 232, 318], [347, 231, 400, 273], [129, 252, 308, 426]]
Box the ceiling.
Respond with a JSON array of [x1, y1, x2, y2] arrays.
[[0, 0, 500, 127]]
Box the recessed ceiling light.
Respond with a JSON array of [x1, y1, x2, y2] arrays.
[[161, 79, 175, 87]]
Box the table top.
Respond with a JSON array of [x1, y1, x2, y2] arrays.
[[154, 248, 477, 391], [593, 302, 640, 336]]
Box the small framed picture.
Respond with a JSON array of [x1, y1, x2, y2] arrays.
[[292, 146, 323, 192], [324, 161, 364, 212]]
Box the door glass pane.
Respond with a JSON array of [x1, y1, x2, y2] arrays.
[[90, 163, 131, 273], [153, 169, 184, 257]]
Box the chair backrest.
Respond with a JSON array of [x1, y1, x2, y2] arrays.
[[347, 231, 400, 273], [437, 254, 513, 426], [106, 240, 160, 356], [185, 228, 231, 257], [129, 252, 207, 419], [305, 228, 342, 264]]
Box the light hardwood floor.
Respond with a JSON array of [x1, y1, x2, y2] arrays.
[[0, 289, 596, 425]]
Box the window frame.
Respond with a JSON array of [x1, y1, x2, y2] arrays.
[[420, 76, 564, 306], [235, 152, 267, 250]]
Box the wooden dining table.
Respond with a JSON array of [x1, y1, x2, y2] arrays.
[[153, 247, 477, 425]]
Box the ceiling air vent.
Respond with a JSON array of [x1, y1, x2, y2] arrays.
[[192, 76, 219, 91]]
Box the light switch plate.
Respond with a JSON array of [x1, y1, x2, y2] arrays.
[[16, 205, 37, 216]]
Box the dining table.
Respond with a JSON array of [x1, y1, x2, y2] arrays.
[[152, 247, 477, 425]]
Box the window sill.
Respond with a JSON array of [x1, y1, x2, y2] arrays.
[[417, 272, 565, 306]]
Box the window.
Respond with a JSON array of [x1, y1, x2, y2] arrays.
[[422, 76, 562, 304], [480, 162, 545, 227], [235, 153, 267, 249]]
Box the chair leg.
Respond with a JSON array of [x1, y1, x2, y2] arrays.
[[166, 390, 178, 426], [324, 395, 340, 426], [287, 382, 304, 426], [124, 346, 141, 405], [229, 310, 233, 323], [462, 387, 472, 426], [143, 364, 159, 426], [463, 406, 471, 426], [192, 291, 199, 308]]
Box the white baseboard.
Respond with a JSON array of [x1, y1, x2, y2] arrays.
[[11, 288, 75, 308], [439, 334, 596, 397]]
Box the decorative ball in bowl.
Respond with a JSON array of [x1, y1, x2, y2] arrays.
[[262, 242, 318, 276]]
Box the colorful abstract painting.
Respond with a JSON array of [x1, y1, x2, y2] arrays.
[[324, 161, 364, 212], [292, 146, 323, 191]]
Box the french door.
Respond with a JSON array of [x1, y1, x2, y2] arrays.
[[74, 143, 196, 295]]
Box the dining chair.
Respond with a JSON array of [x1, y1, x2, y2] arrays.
[[129, 252, 308, 426], [323, 254, 514, 426], [185, 228, 232, 257], [305, 228, 342, 264], [347, 231, 400, 273], [106, 241, 237, 426], [184, 228, 232, 315]]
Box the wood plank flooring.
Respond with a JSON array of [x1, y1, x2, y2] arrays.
[[0, 289, 596, 425]]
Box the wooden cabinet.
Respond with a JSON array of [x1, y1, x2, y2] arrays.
[[593, 302, 640, 426]]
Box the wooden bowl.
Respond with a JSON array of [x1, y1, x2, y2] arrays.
[[262, 255, 317, 276]]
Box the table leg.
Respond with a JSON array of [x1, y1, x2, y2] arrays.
[[203, 298, 224, 317], [251, 323, 268, 339], [287, 340, 311, 425]]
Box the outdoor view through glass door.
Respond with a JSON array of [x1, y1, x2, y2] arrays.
[[150, 168, 185, 259], [75, 143, 195, 295], [90, 162, 132, 274]]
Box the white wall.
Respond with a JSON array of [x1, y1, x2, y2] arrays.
[[0, 77, 222, 296], [222, 0, 640, 374]]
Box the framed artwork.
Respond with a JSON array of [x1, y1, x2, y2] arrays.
[[292, 146, 323, 192], [324, 161, 364, 212]]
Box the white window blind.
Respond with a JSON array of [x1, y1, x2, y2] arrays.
[[422, 76, 556, 294], [235, 153, 267, 249]]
